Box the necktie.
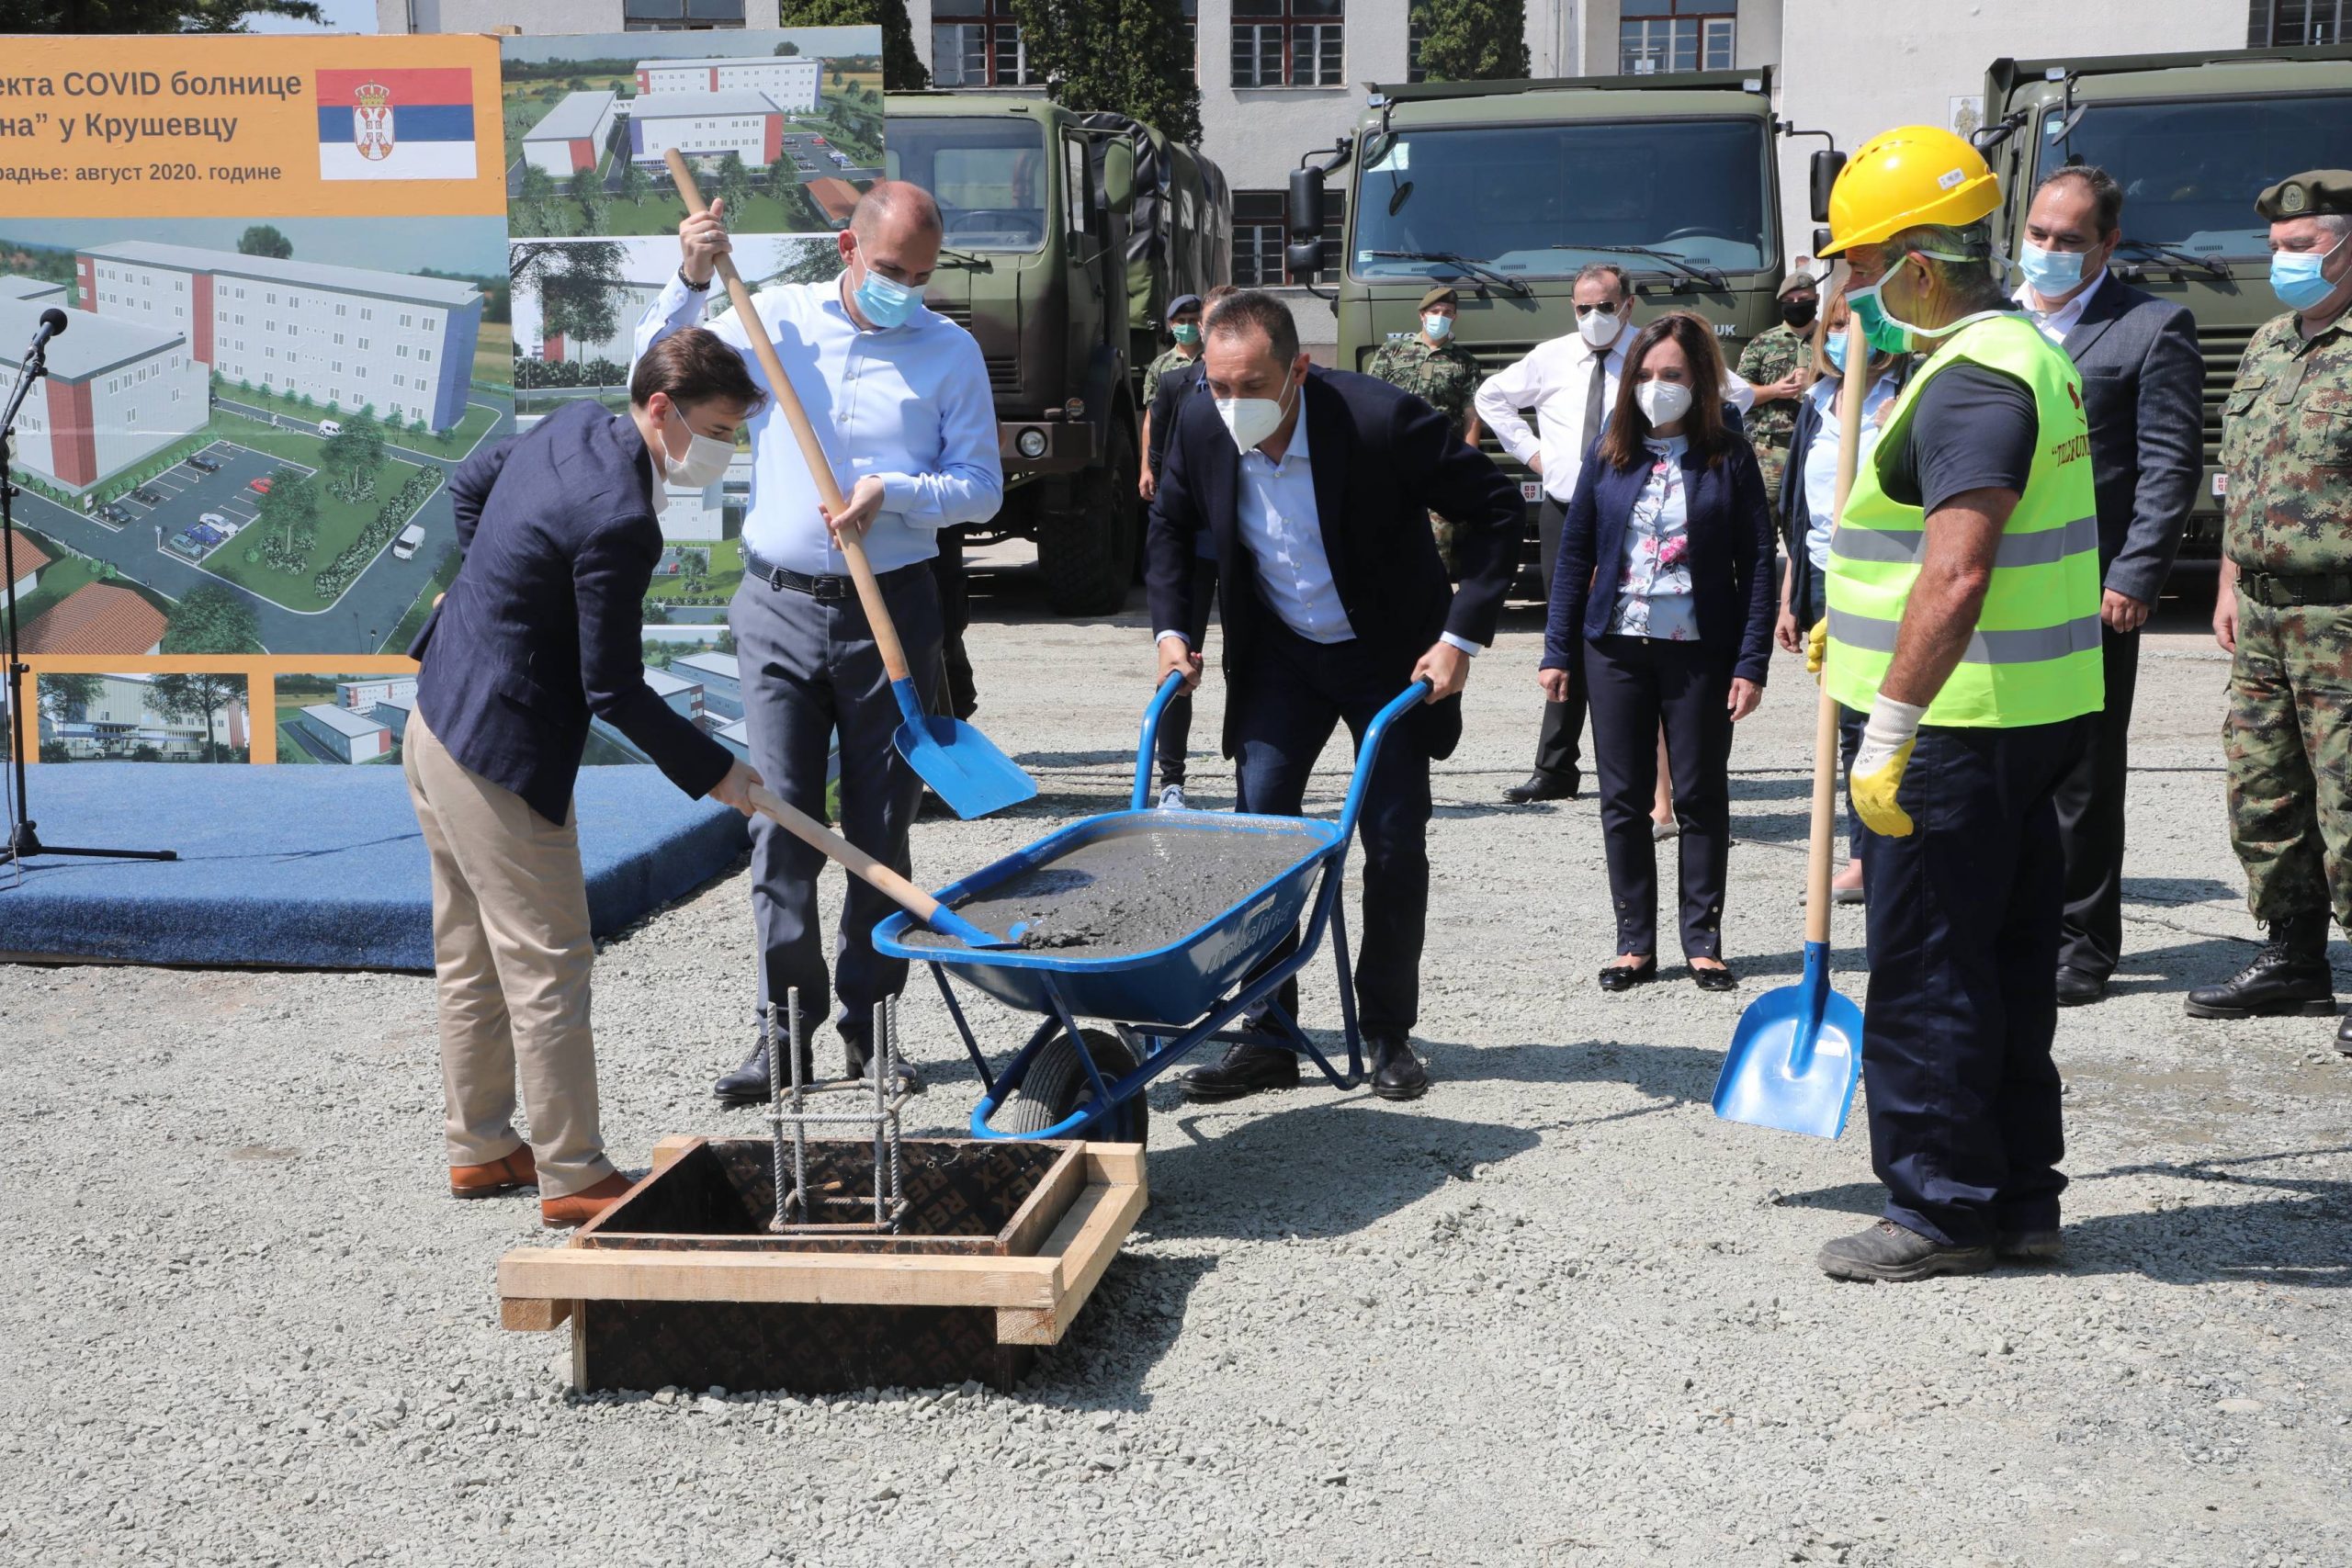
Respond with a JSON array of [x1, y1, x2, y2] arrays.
[[1577, 350, 1609, 470]]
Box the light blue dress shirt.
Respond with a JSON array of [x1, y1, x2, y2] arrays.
[[634, 272, 1003, 576]]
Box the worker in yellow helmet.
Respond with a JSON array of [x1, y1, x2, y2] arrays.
[[1804, 126, 2104, 1282]]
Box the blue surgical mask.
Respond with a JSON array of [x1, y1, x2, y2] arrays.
[[2271, 232, 2349, 312], [852, 259, 919, 329], [1825, 333, 1849, 374], [2018, 242, 2087, 298], [1422, 311, 1453, 341]]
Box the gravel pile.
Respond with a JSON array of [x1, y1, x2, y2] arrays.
[[3, 576, 2348, 1566]]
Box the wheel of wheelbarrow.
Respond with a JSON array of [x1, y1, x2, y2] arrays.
[[1000, 1028, 1148, 1145]]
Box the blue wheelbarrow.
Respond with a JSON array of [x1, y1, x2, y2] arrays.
[[873, 674, 1430, 1145]]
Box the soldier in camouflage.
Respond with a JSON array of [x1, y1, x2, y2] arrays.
[[1138, 294, 1204, 504], [1734, 271, 1820, 536], [1368, 285, 1487, 571], [2190, 169, 2352, 1054]]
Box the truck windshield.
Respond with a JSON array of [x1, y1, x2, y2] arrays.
[[2034, 95, 2352, 259], [884, 116, 1049, 252], [1350, 118, 1770, 281]]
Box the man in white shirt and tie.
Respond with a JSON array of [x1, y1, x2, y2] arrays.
[[633, 182, 1004, 1100], [1147, 290, 1521, 1101]]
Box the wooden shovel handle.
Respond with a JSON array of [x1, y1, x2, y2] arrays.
[[747, 784, 944, 923], [664, 150, 910, 684], [1804, 312, 1871, 947]]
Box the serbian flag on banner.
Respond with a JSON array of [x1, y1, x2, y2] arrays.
[[315, 68, 478, 181]]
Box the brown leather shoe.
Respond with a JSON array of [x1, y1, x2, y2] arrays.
[[540, 1171, 636, 1229], [449, 1146, 537, 1199]]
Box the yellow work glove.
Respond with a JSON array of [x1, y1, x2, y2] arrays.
[[1805, 618, 1827, 676], [1849, 694, 1925, 838]]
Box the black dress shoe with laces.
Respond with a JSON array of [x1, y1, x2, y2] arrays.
[[1181, 1041, 1300, 1101], [1366, 1032, 1429, 1101], [2054, 966, 2107, 1007], [713, 1032, 816, 1106], [1597, 956, 1657, 993], [843, 1033, 923, 1097], [1502, 770, 1579, 805], [2338, 1011, 2352, 1055], [2184, 914, 2335, 1019]]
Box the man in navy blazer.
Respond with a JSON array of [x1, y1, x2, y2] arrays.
[[403, 328, 763, 1228], [1146, 289, 1521, 1100]]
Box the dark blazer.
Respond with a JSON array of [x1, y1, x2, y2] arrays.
[[412, 400, 731, 825], [1145, 366, 1521, 761], [1544, 428, 1777, 685], [1779, 359, 1917, 625], [2061, 277, 2202, 605]]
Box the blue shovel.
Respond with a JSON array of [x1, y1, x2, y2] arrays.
[[1713, 312, 1870, 1139], [668, 152, 1037, 820]]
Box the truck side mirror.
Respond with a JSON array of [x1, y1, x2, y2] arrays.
[[1284, 239, 1327, 279], [1813, 227, 1833, 259], [1809, 149, 1846, 225], [1101, 140, 1136, 218], [1287, 166, 1325, 241]]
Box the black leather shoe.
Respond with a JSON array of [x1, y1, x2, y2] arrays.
[[2054, 966, 2107, 1007], [2184, 915, 2335, 1019], [1181, 1042, 1300, 1101], [713, 1031, 816, 1106], [1690, 960, 1736, 993], [842, 1032, 923, 1097], [2337, 1011, 2351, 1055], [1996, 1227, 2064, 1262], [1817, 1220, 1996, 1282], [1366, 1032, 1429, 1101], [1597, 956, 1657, 993], [1502, 770, 1579, 805]]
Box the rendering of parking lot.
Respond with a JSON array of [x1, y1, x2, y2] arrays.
[[0, 215, 512, 658], [503, 27, 882, 240]]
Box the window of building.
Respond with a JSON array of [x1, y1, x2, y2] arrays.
[[621, 0, 746, 29], [357, 337, 370, 350], [1181, 0, 1198, 73], [2248, 0, 2352, 40], [334, 333, 345, 345], [266, 292, 277, 305], [1408, 4, 1426, 82], [335, 302, 346, 317], [360, 307, 372, 321], [1233, 0, 1343, 86], [423, 313, 439, 333], [933, 3, 1035, 86], [397, 344, 410, 358], [418, 348, 433, 364], [400, 312, 413, 328], [1620, 0, 1734, 73]]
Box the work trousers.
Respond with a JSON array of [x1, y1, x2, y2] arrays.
[[1230, 622, 1434, 1036], [730, 562, 943, 1046], [1582, 635, 1736, 959], [1530, 496, 1590, 783], [2223, 598, 2352, 932], [1860, 717, 2086, 1247], [2052, 622, 2142, 980], [401, 708, 613, 1199], [1155, 552, 1220, 789]]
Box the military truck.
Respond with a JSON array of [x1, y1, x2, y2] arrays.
[[1287, 70, 1804, 579], [884, 95, 1229, 615], [1975, 45, 2352, 566]]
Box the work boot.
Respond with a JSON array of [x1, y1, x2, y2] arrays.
[[842, 1032, 923, 1097], [1502, 770, 1578, 805], [2183, 915, 2336, 1019], [1366, 1032, 1429, 1101], [1181, 1042, 1300, 1101], [1996, 1228, 2064, 1263], [713, 1027, 817, 1106], [1817, 1220, 1996, 1283]]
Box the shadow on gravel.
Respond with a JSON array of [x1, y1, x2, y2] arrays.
[[2064, 1145, 2352, 1286], [1139, 1100, 1543, 1241], [1012, 749, 1142, 770], [1419, 1036, 1725, 1111], [1019, 1251, 1219, 1406], [1769, 1181, 1883, 1217], [2121, 875, 2243, 908]]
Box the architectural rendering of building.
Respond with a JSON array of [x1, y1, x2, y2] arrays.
[[20, 582, 167, 656], [672, 649, 741, 721], [624, 90, 786, 166], [297, 701, 393, 763], [3, 275, 205, 493], [77, 241, 484, 433], [6, 533, 52, 601], [522, 90, 620, 176], [634, 53, 820, 111], [336, 674, 419, 712], [46, 671, 246, 760]]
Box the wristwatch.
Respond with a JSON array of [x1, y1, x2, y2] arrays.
[[678, 269, 710, 292]]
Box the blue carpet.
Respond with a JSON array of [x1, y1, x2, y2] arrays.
[[0, 763, 749, 971]]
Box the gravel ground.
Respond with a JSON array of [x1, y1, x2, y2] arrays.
[[4, 560, 2348, 1567]]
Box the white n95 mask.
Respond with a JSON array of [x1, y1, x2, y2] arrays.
[[662, 411, 734, 489], [1216, 369, 1298, 454]]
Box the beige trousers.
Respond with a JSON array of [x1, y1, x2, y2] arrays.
[[401, 708, 615, 1198]]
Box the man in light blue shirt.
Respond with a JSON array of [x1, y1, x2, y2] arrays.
[[633, 181, 1003, 1101]]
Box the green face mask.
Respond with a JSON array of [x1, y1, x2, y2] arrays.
[[1171, 322, 1201, 345]]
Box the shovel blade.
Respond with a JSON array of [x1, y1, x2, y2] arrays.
[[1713, 942, 1864, 1140], [888, 679, 1037, 819]]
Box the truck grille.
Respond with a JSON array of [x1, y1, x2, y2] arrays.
[[2199, 322, 2258, 468]]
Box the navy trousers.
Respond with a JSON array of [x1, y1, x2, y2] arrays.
[[1229, 622, 1434, 1036], [1860, 717, 2086, 1247], [1581, 634, 1736, 959], [1531, 496, 1590, 784]]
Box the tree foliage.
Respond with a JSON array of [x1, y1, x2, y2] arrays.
[[237, 223, 292, 260], [512, 239, 628, 352], [147, 672, 243, 761], [775, 0, 929, 90], [1003, 0, 1202, 145], [36, 671, 102, 725], [0, 1, 323, 31], [1411, 0, 1530, 84], [567, 165, 607, 234], [160, 583, 262, 655]]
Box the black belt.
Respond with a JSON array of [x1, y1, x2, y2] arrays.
[[2238, 568, 2352, 609], [742, 547, 923, 601]]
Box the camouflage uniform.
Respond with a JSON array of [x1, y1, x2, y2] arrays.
[[1368, 333, 1484, 572], [1145, 344, 1198, 387], [2218, 308, 2352, 931], [1736, 321, 1808, 529]]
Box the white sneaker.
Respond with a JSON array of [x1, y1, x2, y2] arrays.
[[1158, 784, 1188, 811]]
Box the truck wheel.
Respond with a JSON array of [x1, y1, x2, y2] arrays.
[[1037, 420, 1138, 615], [998, 1027, 1148, 1145]]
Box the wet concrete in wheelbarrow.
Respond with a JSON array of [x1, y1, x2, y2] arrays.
[[902, 824, 1318, 955]]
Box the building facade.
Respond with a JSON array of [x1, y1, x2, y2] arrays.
[[337, 674, 421, 711], [637, 54, 821, 110], [3, 277, 205, 492], [297, 702, 393, 763], [672, 649, 741, 720], [625, 89, 787, 165], [522, 90, 621, 175], [50, 672, 244, 760], [77, 241, 483, 433]]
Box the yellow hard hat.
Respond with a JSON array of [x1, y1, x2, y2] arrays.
[[1818, 124, 2001, 256]]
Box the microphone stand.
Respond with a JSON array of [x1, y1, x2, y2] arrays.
[[1, 318, 177, 874]]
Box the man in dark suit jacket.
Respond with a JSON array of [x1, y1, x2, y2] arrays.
[[1146, 289, 1521, 1100], [2014, 166, 2203, 1005], [403, 328, 763, 1228]]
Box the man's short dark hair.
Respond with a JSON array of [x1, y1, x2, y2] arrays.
[[1204, 288, 1299, 364], [630, 327, 765, 413], [1574, 262, 1634, 299], [2036, 164, 2124, 238]]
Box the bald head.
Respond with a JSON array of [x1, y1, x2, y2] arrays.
[[836, 178, 944, 322], [851, 180, 944, 244]]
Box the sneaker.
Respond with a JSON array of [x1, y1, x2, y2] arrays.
[[1817, 1219, 1996, 1282], [1158, 783, 1188, 811]]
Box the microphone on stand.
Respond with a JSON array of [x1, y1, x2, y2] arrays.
[[26, 307, 68, 355]]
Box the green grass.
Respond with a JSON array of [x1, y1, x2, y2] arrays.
[[475, 321, 513, 387], [211, 381, 502, 456], [382, 544, 461, 654], [201, 413, 432, 614], [645, 537, 741, 603]]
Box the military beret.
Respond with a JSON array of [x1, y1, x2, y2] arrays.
[[1167, 293, 1204, 318], [1776, 270, 1818, 299], [1418, 284, 1459, 311], [2256, 170, 2352, 220]]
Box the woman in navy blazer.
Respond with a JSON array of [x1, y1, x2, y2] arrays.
[[1540, 311, 1776, 991]]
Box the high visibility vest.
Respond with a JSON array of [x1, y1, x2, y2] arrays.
[[1824, 312, 2103, 728]]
